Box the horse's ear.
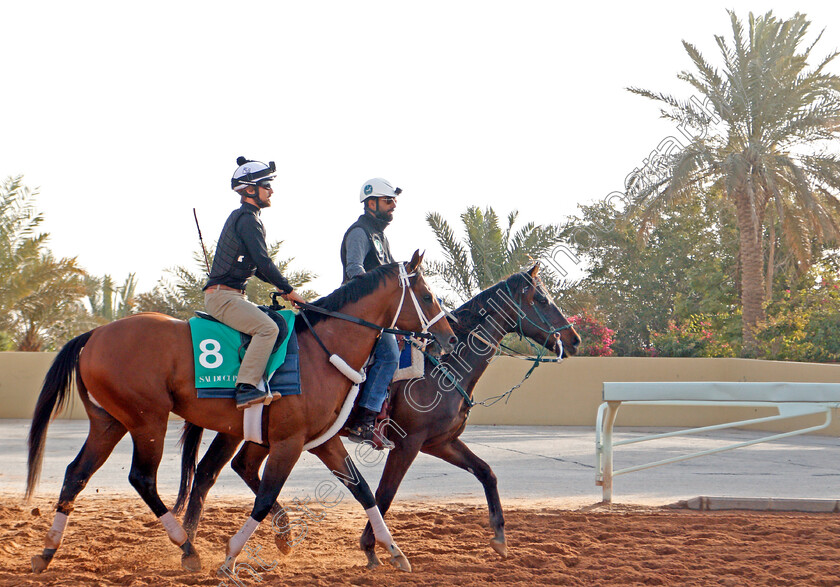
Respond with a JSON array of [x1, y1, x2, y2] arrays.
[[408, 249, 424, 272], [529, 261, 540, 278]]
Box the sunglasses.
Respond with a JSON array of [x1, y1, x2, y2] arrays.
[[379, 196, 396, 204], [257, 182, 273, 190]]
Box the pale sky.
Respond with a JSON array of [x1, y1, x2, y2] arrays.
[[3, 1, 840, 298]]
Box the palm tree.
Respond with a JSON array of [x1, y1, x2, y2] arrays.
[[11, 251, 90, 351], [426, 206, 564, 302], [0, 176, 89, 351], [86, 273, 138, 322], [627, 11, 840, 354]]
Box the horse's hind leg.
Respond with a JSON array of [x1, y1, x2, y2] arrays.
[[310, 437, 412, 572], [182, 433, 242, 543], [31, 407, 127, 573], [127, 423, 201, 572], [424, 438, 507, 557]]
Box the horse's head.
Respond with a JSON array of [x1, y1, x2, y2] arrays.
[[391, 250, 458, 355], [504, 263, 581, 358]]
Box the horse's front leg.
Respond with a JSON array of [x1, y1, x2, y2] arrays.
[[219, 439, 303, 577], [310, 437, 412, 572], [358, 436, 423, 569], [230, 441, 292, 554], [423, 438, 507, 557]]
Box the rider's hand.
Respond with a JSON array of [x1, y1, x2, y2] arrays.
[[281, 290, 307, 308]]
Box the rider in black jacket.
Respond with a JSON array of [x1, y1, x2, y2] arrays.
[[203, 156, 306, 409]]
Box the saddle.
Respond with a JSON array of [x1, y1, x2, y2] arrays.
[[189, 308, 298, 397], [194, 306, 289, 356]]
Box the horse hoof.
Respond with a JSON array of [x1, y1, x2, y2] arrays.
[[384, 543, 412, 573], [181, 550, 202, 572], [31, 555, 50, 574], [364, 549, 381, 569], [490, 538, 508, 558], [217, 562, 233, 578], [274, 533, 292, 555]]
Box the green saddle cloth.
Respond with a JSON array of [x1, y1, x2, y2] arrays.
[[188, 310, 296, 393]]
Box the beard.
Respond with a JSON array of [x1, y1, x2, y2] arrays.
[[373, 207, 393, 223]]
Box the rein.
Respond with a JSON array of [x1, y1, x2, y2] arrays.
[[475, 282, 572, 406], [296, 301, 434, 340], [282, 262, 445, 381]]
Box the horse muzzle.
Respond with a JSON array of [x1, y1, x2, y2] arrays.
[[430, 333, 458, 356]]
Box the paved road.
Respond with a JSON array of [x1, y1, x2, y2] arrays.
[[1, 420, 838, 507]]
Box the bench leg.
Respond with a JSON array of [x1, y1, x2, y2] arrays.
[[596, 401, 621, 503]]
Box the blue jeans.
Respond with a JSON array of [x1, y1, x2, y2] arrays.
[[358, 332, 399, 412]]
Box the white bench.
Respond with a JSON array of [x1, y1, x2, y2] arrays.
[[595, 382, 840, 502]]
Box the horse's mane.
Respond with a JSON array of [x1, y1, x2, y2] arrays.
[[449, 272, 531, 338], [295, 263, 402, 331]]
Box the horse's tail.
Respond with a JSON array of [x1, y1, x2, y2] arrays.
[[173, 421, 204, 515], [26, 330, 94, 500]]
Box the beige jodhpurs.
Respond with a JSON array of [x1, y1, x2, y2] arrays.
[[204, 288, 279, 387]]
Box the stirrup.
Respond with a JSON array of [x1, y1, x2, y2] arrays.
[[345, 423, 395, 450], [235, 383, 270, 411]]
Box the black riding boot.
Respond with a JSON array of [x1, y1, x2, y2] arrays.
[[344, 407, 394, 450]]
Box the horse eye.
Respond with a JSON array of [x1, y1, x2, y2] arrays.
[[423, 294, 433, 303]]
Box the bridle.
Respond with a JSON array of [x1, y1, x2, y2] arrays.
[[502, 280, 574, 358], [288, 261, 451, 384], [409, 273, 575, 410], [290, 262, 448, 345], [389, 263, 447, 337]]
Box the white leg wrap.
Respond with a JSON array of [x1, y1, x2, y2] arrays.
[[243, 403, 263, 444], [158, 511, 188, 546], [45, 512, 69, 550], [365, 506, 393, 546], [228, 517, 260, 559]]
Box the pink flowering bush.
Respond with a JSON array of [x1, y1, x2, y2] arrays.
[[568, 311, 616, 356], [648, 314, 738, 357]]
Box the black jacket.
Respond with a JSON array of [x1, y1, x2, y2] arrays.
[[203, 203, 292, 293], [340, 213, 394, 283]]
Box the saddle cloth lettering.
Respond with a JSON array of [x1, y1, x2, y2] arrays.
[[188, 310, 301, 398]]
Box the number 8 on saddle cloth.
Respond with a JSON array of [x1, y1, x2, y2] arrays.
[[188, 307, 301, 399]]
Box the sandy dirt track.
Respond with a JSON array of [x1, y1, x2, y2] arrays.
[[1, 495, 839, 586]]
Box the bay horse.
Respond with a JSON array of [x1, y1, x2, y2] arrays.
[[174, 262, 580, 567], [26, 251, 457, 575]]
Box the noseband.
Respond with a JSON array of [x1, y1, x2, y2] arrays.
[[503, 281, 572, 357], [390, 262, 447, 338]]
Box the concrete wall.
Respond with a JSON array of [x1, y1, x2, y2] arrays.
[[468, 356, 840, 435], [2, 352, 839, 434]]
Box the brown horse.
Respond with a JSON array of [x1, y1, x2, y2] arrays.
[[26, 251, 457, 576], [174, 263, 580, 567]]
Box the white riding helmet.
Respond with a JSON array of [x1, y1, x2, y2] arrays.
[[231, 156, 276, 191], [359, 178, 402, 202]]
